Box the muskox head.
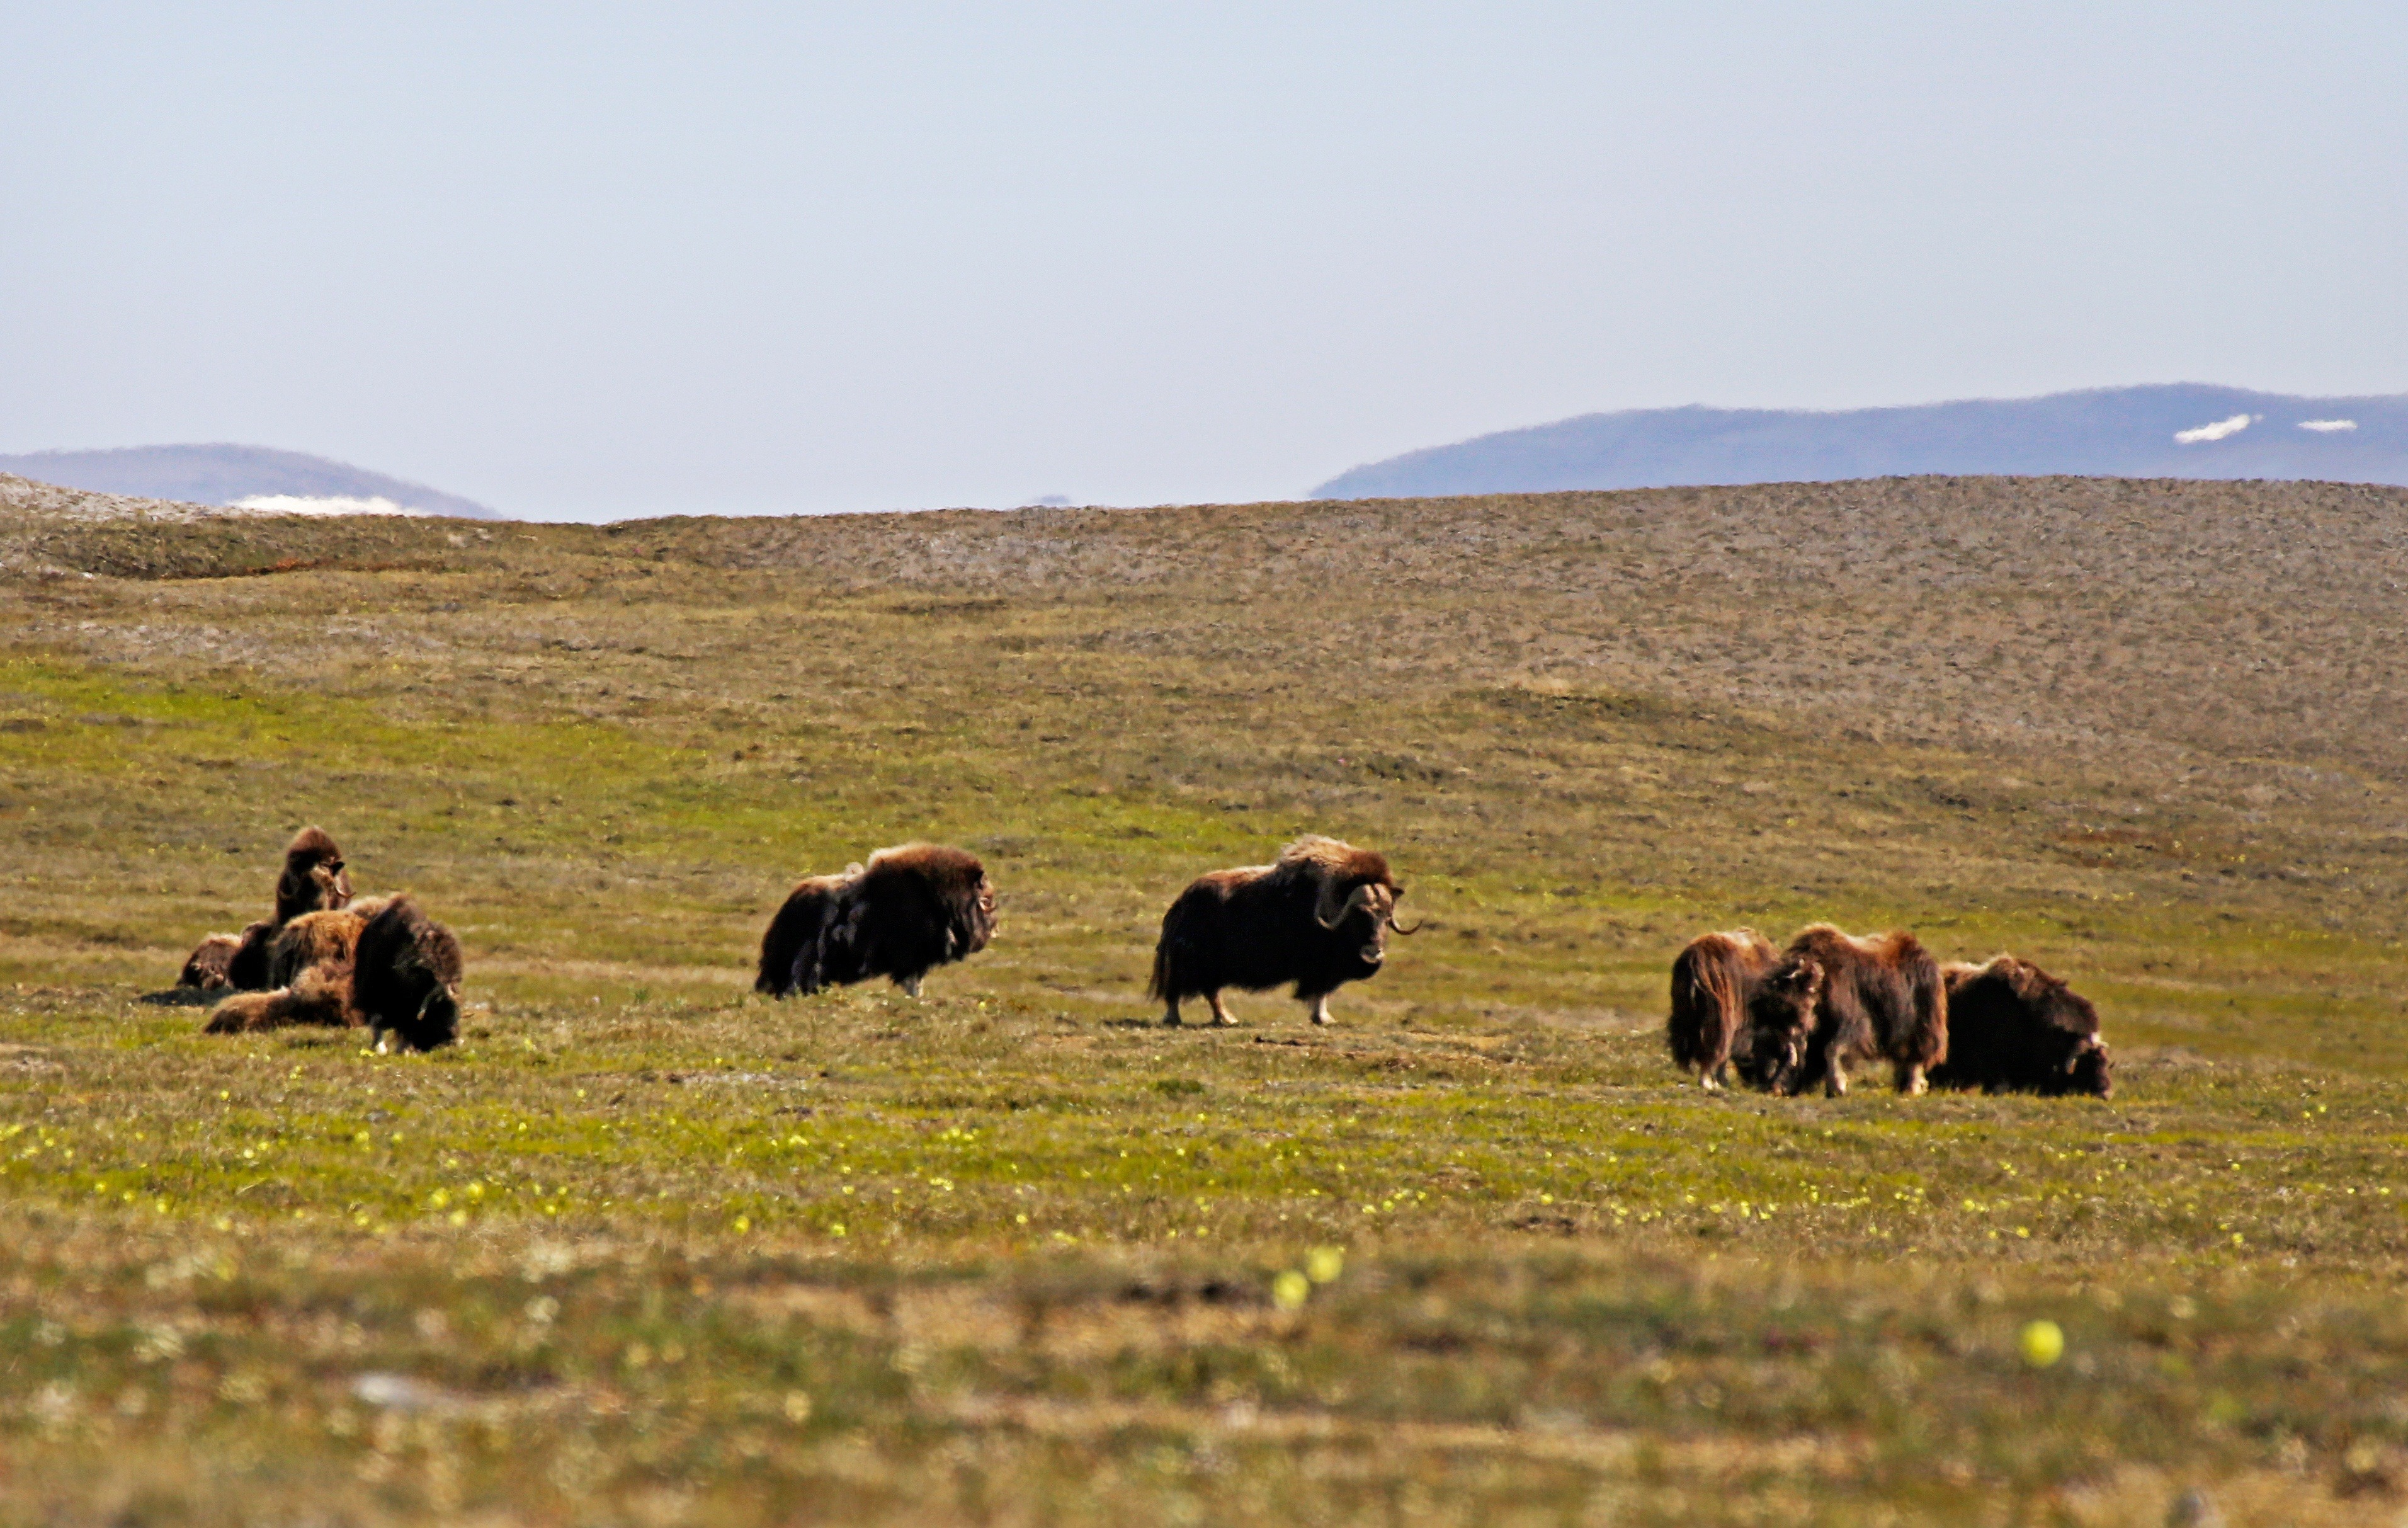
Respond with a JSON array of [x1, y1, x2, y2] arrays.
[[963, 871, 999, 955], [1995, 958, 2111, 1095], [1737, 955, 1825, 1095], [275, 826, 353, 925], [409, 984, 463, 1052], [1312, 875, 1417, 969], [2065, 1038, 2113, 1098]]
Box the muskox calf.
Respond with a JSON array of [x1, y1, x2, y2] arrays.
[[1929, 957, 2111, 1097], [756, 843, 997, 998], [353, 894, 467, 1052], [1667, 929, 1822, 1090], [1150, 835, 1414, 1027], [1741, 924, 1948, 1097], [176, 826, 353, 993]]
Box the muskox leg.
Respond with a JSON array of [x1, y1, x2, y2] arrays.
[[1305, 995, 1332, 1026], [900, 974, 924, 998], [1894, 1061, 1928, 1097], [1161, 996, 1183, 1027], [1207, 991, 1235, 1027], [1824, 1056, 1850, 1098]]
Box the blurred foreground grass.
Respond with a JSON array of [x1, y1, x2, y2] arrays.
[[3, 482, 2408, 1524]]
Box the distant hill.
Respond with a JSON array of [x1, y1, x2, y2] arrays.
[[0, 444, 495, 518], [1312, 384, 2408, 499]]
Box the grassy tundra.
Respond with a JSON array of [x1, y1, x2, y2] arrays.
[[2, 472, 2406, 1525]]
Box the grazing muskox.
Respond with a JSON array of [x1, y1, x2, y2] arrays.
[[202, 898, 383, 1035], [353, 895, 467, 1052], [1929, 957, 2111, 1097], [1149, 835, 1415, 1027], [176, 826, 353, 993], [755, 843, 997, 998], [1667, 929, 1824, 1090], [1739, 924, 1949, 1097]]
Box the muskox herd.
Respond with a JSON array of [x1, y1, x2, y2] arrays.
[[755, 832, 1413, 1029], [171, 828, 467, 1052], [171, 827, 2108, 1098], [1668, 923, 2111, 1098]]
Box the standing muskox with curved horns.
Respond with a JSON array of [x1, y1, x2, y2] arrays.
[[1739, 923, 1949, 1097], [756, 843, 998, 999], [1149, 835, 1416, 1028], [176, 826, 353, 993]]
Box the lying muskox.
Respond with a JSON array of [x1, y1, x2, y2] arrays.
[[1149, 835, 1415, 1027], [203, 898, 383, 1034], [755, 843, 997, 998], [1667, 928, 1823, 1090], [203, 892, 465, 1051], [1739, 924, 1949, 1097], [176, 826, 353, 993], [1929, 956, 2111, 1097]]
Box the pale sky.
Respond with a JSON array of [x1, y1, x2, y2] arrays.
[[3, 3, 2403, 520]]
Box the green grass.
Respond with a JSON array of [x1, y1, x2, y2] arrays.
[[4, 484, 2408, 1524]]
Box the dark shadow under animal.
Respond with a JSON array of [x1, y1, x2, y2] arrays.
[[756, 843, 997, 998], [1149, 835, 1415, 1027], [1929, 957, 2111, 1097]]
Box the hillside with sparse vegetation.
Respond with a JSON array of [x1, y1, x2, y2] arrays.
[[3, 472, 2406, 1525]]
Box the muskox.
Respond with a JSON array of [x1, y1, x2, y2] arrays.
[[202, 897, 386, 1035], [353, 895, 467, 1052], [1929, 957, 2111, 1097], [176, 826, 353, 993], [1667, 928, 1823, 1090], [755, 843, 997, 998], [1149, 835, 1414, 1027], [176, 933, 244, 992], [1739, 924, 1948, 1097]]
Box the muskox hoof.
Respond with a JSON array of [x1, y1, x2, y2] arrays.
[[1897, 1068, 1928, 1097], [1161, 1010, 1183, 1028]]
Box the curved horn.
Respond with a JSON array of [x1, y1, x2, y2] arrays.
[[1314, 879, 1374, 929], [1388, 912, 1423, 935]]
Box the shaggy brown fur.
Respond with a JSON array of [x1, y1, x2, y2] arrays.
[[1741, 924, 1949, 1097], [176, 933, 244, 991], [180, 826, 354, 992], [202, 898, 387, 1035], [273, 826, 353, 926], [1149, 835, 1415, 1027], [1666, 929, 1820, 1089], [755, 843, 997, 998], [756, 869, 860, 996], [353, 894, 465, 1052], [1931, 957, 2112, 1098]]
